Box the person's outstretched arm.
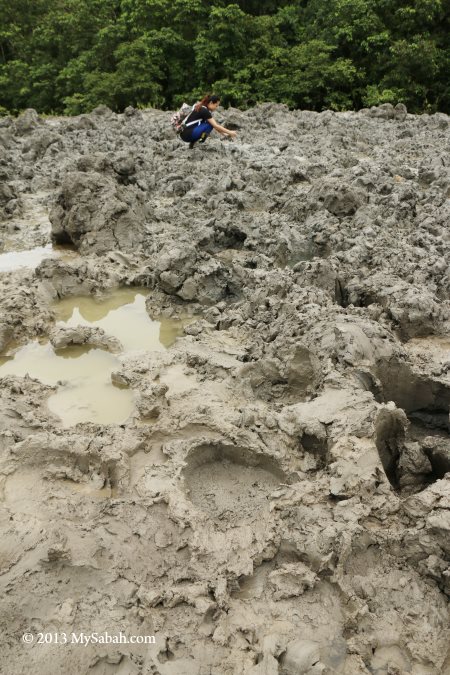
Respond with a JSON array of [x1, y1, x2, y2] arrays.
[[209, 117, 237, 138]]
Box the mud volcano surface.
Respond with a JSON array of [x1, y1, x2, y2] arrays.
[[0, 102, 449, 674]]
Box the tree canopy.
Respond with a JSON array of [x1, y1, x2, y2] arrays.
[[1, 0, 449, 115]]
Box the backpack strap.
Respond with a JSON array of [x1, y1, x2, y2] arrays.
[[183, 105, 205, 128]]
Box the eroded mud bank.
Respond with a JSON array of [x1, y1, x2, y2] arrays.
[[0, 103, 449, 674]]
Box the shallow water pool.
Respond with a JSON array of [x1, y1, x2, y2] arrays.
[[0, 288, 191, 426]]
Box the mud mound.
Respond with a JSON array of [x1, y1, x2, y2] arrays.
[[0, 103, 449, 675]]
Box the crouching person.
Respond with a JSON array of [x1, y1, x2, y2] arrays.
[[180, 94, 237, 148]]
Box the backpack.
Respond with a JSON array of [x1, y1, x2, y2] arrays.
[[170, 103, 195, 135]]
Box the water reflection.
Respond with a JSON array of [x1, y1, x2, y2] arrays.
[[0, 287, 193, 426], [53, 288, 188, 351], [0, 340, 134, 426], [0, 245, 54, 273]]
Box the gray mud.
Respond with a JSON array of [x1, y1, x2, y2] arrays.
[[0, 102, 449, 674]]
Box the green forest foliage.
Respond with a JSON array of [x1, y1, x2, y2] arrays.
[[1, 0, 449, 115]]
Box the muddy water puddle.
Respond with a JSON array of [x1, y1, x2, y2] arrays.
[[0, 243, 78, 273], [0, 288, 192, 426], [53, 288, 188, 351], [0, 339, 134, 426], [0, 244, 54, 272]]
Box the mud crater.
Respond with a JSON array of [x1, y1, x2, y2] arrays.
[[182, 442, 286, 520]]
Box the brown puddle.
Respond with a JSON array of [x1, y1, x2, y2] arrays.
[[0, 288, 193, 426], [53, 288, 189, 351], [0, 340, 134, 426]]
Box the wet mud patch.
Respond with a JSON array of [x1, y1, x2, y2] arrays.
[[92, 501, 192, 582], [1, 434, 126, 523], [229, 564, 347, 672], [159, 363, 199, 396], [341, 535, 449, 674], [0, 191, 51, 251], [3, 467, 117, 518], [183, 443, 286, 521]]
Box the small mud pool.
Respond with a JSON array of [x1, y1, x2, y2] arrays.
[[0, 288, 191, 425], [53, 287, 188, 351], [0, 243, 78, 272], [0, 340, 134, 426]]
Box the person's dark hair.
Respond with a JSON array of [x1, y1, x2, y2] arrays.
[[195, 94, 220, 112]]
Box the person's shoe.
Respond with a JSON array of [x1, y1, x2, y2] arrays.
[[198, 132, 208, 144], [189, 141, 195, 149]]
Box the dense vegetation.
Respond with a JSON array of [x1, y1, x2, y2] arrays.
[[1, 0, 449, 115]]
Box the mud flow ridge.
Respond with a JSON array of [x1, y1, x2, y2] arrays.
[[0, 103, 449, 674]]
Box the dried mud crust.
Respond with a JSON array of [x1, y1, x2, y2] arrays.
[[0, 103, 449, 675]]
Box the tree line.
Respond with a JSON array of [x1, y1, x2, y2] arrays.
[[1, 0, 449, 116]]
